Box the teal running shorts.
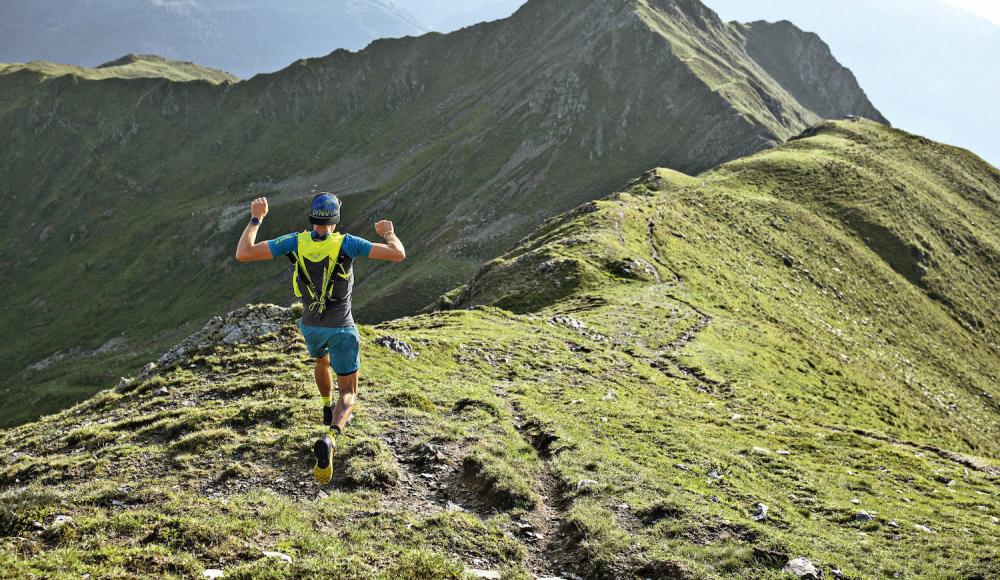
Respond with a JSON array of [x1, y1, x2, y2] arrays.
[[298, 321, 361, 376]]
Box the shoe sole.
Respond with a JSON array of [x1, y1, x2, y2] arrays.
[[314, 436, 333, 470]]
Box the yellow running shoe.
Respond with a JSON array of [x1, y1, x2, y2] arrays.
[[312, 435, 335, 485]]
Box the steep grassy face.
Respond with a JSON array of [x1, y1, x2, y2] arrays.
[[2, 121, 997, 578], [0, 0, 885, 426]]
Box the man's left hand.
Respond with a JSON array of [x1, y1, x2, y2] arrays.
[[375, 220, 395, 238]]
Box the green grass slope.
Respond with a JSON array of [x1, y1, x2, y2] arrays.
[[0, 0, 886, 427], [0, 54, 239, 84], [1, 120, 997, 578]]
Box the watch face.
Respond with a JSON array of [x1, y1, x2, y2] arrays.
[[251, 217, 260, 225]]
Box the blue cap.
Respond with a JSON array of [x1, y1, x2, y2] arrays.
[[309, 193, 341, 225]]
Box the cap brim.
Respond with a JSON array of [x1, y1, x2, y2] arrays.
[[309, 215, 340, 225]]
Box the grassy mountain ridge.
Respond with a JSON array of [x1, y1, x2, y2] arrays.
[[0, 0, 426, 79], [0, 0, 885, 427], [0, 55, 239, 84], [1, 120, 997, 578]]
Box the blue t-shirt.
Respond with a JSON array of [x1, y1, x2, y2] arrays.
[[267, 232, 373, 260]]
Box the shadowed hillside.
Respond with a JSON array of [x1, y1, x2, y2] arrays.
[[0, 0, 885, 427], [2, 121, 996, 578]]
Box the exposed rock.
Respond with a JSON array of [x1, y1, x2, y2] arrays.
[[576, 479, 599, 491], [375, 336, 417, 360], [51, 515, 74, 528], [752, 503, 769, 521], [887, 520, 900, 528], [913, 524, 935, 534], [154, 387, 170, 397], [602, 390, 617, 401], [464, 570, 501, 580], [157, 305, 291, 368], [261, 550, 292, 563], [202, 570, 224, 579], [410, 442, 446, 465], [855, 510, 874, 522], [551, 315, 586, 330], [784, 556, 821, 579]]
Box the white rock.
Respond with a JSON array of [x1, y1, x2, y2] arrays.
[[602, 390, 617, 401], [751, 503, 768, 521], [203, 570, 224, 579], [913, 524, 935, 534], [784, 556, 820, 578], [464, 570, 501, 579], [261, 551, 292, 563], [576, 479, 599, 491], [776, 450, 791, 456], [52, 515, 74, 528], [850, 498, 861, 505], [855, 510, 874, 522]]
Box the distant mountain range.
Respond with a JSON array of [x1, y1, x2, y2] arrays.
[[0, 0, 886, 426], [0, 0, 426, 78]]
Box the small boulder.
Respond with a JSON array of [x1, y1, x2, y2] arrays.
[[203, 570, 224, 579], [913, 524, 935, 534], [784, 557, 821, 579], [751, 503, 769, 521], [375, 336, 417, 360], [855, 511, 874, 522], [576, 479, 599, 491]]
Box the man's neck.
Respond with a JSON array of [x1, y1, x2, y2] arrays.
[[313, 225, 336, 238]]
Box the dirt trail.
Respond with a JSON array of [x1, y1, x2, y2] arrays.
[[495, 384, 577, 579]]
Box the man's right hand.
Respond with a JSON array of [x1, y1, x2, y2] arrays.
[[251, 197, 269, 221]]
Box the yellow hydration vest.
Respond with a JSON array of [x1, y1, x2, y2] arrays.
[[291, 231, 351, 314]]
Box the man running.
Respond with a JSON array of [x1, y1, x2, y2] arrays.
[[235, 193, 406, 484]]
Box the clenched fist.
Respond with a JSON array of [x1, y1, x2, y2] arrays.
[[251, 197, 269, 221], [375, 220, 395, 238]]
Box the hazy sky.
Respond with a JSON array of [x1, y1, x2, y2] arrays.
[[942, 0, 1000, 25]]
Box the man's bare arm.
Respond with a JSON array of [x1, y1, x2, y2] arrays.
[[368, 220, 406, 263], [235, 197, 274, 263]]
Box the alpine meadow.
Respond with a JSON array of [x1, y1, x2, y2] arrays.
[[1, 0, 998, 579]]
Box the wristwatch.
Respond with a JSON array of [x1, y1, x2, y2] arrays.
[[250, 217, 261, 226]]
